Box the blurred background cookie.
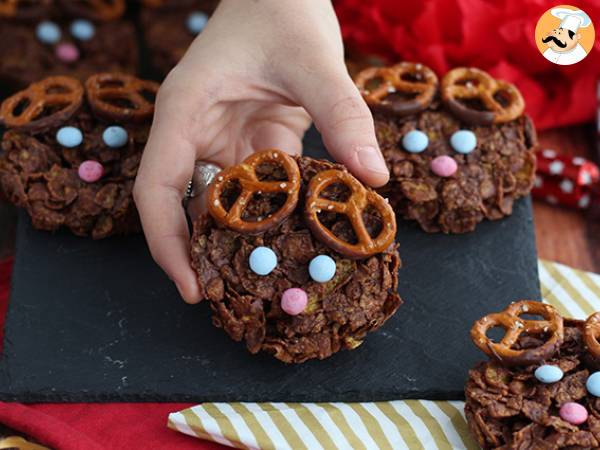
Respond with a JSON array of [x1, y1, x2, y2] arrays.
[[0, 73, 158, 238], [0, 0, 138, 92], [190, 149, 402, 363], [139, 0, 218, 77], [355, 63, 537, 234]]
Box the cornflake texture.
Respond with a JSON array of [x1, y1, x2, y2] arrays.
[[191, 156, 402, 363]]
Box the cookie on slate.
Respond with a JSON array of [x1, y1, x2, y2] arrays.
[[0, 0, 138, 92], [465, 301, 600, 449], [140, 0, 219, 77], [190, 149, 402, 363], [354, 63, 537, 234], [0, 73, 159, 238]]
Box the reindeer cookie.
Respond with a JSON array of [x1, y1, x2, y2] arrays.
[[0, 0, 137, 91], [466, 301, 600, 449], [0, 73, 159, 238], [140, 0, 218, 77], [191, 150, 402, 363], [354, 63, 537, 234]]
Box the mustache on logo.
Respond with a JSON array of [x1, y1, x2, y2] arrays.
[[542, 35, 567, 48]]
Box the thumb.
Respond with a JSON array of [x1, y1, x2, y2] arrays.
[[293, 71, 389, 187]]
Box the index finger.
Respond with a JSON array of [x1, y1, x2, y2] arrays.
[[134, 93, 201, 304]]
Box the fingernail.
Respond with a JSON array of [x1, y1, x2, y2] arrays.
[[356, 146, 389, 175]]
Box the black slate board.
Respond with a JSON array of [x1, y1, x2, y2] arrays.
[[0, 128, 540, 402]]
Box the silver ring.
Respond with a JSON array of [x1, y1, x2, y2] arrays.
[[186, 161, 222, 199]]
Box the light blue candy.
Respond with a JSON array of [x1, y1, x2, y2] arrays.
[[534, 365, 564, 384], [70, 19, 95, 41], [102, 126, 128, 148], [249, 246, 277, 276], [450, 130, 477, 154], [186, 11, 209, 34], [36, 21, 61, 44], [402, 130, 428, 153], [586, 372, 600, 397], [56, 126, 83, 148], [309, 255, 336, 283]]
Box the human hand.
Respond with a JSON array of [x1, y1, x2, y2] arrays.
[[134, 0, 389, 304]]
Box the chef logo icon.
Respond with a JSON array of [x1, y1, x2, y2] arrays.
[[535, 5, 595, 65]]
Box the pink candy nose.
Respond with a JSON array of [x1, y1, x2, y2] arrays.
[[78, 160, 104, 183], [281, 288, 308, 316], [431, 155, 458, 177], [55, 43, 80, 63]]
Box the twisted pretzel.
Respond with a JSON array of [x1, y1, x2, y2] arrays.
[[59, 0, 125, 21], [0, 76, 83, 132], [471, 300, 563, 366], [584, 312, 600, 359], [0, 0, 53, 18], [305, 170, 396, 259], [85, 73, 159, 123], [441, 67, 524, 125], [355, 62, 438, 117], [207, 149, 301, 234]]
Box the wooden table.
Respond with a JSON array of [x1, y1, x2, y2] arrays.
[[534, 124, 600, 273]]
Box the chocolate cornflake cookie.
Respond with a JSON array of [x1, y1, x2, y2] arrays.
[[0, 73, 159, 238], [140, 0, 219, 77], [354, 63, 537, 233], [190, 149, 402, 363], [0, 0, 138, 91], [465, 301, 600, 449]]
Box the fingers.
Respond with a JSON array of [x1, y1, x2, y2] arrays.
[[289, 71, 389, 187], [134, 84, 202, 304], [250, 107, 310, 156]]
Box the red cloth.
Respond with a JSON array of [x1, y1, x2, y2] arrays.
[[0, 257, 226, 450], [335, 0, 600, 130]]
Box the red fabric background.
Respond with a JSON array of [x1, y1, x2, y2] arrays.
[[335, 0, 600, 130], [0, 257, 225, 450]]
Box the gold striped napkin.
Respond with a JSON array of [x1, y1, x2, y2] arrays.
[[168, 260, 600, 450]]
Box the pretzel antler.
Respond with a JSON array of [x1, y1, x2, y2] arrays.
[[59, 0, 125, 21], [471, 300, 563, 366], [441, 67, 524, 125], [207, 149, 301, 234], [0, 76, 84, 132], [0, 0, 53, 19], [85, 73, 159, 123], [304, 170, 396, 259], [355, 62, 438, 117], [584, 312, 600, 359]]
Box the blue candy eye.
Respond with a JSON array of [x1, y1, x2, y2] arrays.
[[249, 246, 277, 276], [402, 130, 428, 153], [308, 255, 336, 283], [534, 365, 563, 384], [450, 130, 477, 154], [56, 126, 83, 148], [36, 21, 61, 44], [70, 19, 96, 41], [186, 11, 208, 35], [587, 372, 600, 396], [102, 126, 128, 148]]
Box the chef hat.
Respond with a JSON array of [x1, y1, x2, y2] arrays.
[[551, 8, 592, 33]]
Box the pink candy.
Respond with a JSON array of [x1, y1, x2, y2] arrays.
[[55, 43, 80, 63], [78, 160, 104, 183], [559, 402, 588, 425], [431, 155, 458, 177], [281, 288, 308, 316]]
